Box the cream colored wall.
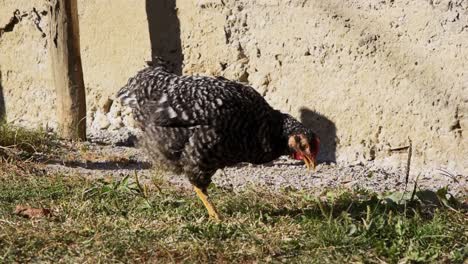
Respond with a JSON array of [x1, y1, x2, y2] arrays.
[[177, 0, 467, 174], [0, 0, 466, 174]]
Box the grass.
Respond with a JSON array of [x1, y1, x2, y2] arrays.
[[0, 123, 466, 263], [0, 121, 59, 161], [0, 171, 466, 263]]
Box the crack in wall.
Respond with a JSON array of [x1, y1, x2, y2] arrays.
[[31, 8, 47, 38], [0, 10, 25, 38], [0, 8, 47, 39], [50, 0, 60, 48]]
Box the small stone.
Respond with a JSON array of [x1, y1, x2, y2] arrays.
[[109, 118, 123, 130], [123, 115, 136, 128], [99, 97, 114, 114], [121, 105, 133, 116], [94, 111, 110, 130]]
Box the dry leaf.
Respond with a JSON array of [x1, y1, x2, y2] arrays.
[[14, 205, 52, 219]]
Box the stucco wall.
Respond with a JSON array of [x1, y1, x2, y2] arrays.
[[0, 0, 466, 175]]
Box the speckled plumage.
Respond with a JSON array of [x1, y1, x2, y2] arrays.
[[118, 58, 315, 189]]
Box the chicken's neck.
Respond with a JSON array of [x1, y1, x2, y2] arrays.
[[281, 113, 309, 139]]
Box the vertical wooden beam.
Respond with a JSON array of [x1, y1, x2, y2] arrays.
[[49, 0, 86, 140]]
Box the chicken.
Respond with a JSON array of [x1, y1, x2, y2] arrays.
[[117, 58, 320, 220]]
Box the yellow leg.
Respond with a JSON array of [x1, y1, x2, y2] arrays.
[[194, 186, 221, 220]]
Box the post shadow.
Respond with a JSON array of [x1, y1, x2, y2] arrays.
[[145, 0, 183, 75], [0, 70, 5, 121], [300, 107, 337, 163]]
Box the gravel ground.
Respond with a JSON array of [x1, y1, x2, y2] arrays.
[[45, 143, 466, 197]]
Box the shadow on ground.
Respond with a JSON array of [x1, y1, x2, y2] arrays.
[[300, 107, 337, 164], [46, 160, 152, 171], [0, 70, 5, 120], [146, 0, 184, 74], [225, 188, 466, 220]]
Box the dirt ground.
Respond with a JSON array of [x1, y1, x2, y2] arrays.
[[43, 143, 466, 197]]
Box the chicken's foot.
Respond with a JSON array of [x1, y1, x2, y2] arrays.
[[194, 186, 221, 221]]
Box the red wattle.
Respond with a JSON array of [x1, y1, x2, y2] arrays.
[[292, 152, 303, 160]]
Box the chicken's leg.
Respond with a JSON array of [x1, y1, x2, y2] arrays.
[[194, 186, 221, 220]]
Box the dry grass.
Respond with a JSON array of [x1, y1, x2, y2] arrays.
[[0, 122, 59, 161]]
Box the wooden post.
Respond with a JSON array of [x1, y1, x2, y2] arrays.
[[49, 0, 86, 140]]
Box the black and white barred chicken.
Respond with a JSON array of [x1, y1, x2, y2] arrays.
[[117, 58, 319, 220]]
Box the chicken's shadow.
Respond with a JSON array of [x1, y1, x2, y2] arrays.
[[299, 108, 337, 164]]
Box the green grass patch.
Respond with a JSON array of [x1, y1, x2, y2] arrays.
[[0, 172, 466, 263], [0, 122, 59, 160]]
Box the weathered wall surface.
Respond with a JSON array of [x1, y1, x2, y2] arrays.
[[0, 0, 53, 128], [0, 0, 150, 131], [0, 0, 466, 175]]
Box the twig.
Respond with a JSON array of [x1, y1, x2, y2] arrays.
[[437, 168, 460, 183], [0, 146, 13, 151], [389, 146, 410, 152], [399, 137, 413, 203], [410, 174, 420, 202], [405, 137, 412, 187], [134, 170, 149, 198], [0, 219, 16, 226]]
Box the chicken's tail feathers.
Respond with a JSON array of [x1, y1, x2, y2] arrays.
[[118, 56, 170, 107], [116, 82, 146, 125], [117, 83, 138, 108]]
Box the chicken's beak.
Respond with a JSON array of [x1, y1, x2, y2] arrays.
[[302, 153, 316, 171]]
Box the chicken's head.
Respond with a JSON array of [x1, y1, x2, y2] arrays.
[[288, 132, 320, 170]]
